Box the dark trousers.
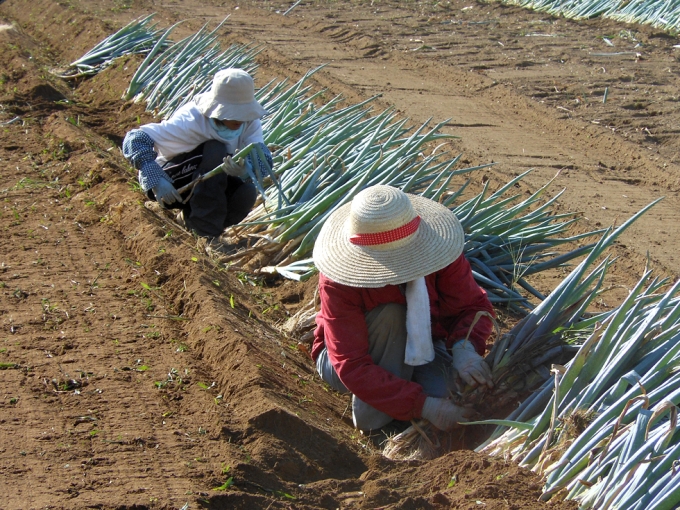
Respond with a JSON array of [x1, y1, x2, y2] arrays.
[[147, 140, 257, 238]]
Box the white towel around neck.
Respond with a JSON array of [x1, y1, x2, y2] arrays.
[[404, 277, 434, 366]]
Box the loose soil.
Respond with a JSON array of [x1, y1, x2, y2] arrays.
[[0, 0, 677, 508]]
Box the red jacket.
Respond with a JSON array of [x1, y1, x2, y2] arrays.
[[312, 254, 495, 422]]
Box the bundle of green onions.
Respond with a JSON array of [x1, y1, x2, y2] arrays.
[[236, 114, 472, 263], [453, 171, 602, 314], [477, 200, 660, 404], [500, 0, 680, 30], [384, 200, 661, 461], [59, 14, 168, 79], [473, 205, 680, 508], [607, 0, 680, 29], [123, 17, 260, 119]]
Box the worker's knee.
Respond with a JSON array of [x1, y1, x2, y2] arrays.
[[225, 181, 257, 226], [352, 395, 393, 432], [200, 140, 228, 172]]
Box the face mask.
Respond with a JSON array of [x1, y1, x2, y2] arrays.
[[210, 118, 245, 141]]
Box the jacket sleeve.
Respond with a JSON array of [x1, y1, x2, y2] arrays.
[[436, 255, 495, 355], [122, 129, 168, 192], [240, 118, 264, 146], [248, 143, 273, 176], [239, 120, 272, 173], [318, 278, 428, 421], [138, 103, 213, 161]]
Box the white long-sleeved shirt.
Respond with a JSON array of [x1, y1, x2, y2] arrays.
[[123, 101, 265, 191]]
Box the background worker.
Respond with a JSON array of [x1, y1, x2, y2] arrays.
[[312, 185, 495, 432], [122, 68, 272, 238]]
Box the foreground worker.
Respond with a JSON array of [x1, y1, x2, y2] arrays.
[[312, 185, 495, 432], [122, 68, 272, 238]]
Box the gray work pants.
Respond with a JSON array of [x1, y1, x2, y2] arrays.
[[316, 303, 453, 431]]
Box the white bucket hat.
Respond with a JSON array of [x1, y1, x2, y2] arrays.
[[195, 68, 268, 122], [313, 185, 465, 288]]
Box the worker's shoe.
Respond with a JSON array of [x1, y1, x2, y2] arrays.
[[175, 210, 211, 238], [144, 200, 178, 222]]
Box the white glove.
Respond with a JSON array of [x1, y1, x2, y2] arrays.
[[151, 178, 182, 209], [451, 340, 493, 389], [222, 155, 250, 179], [421, 397, 472, 431]]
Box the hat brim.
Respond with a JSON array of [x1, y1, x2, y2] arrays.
[[195, 92, 268, 122], [313, 194, 465, 288]]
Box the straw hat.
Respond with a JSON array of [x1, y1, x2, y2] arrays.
[[313, 185, 465, 288], [195, 69, 268, 122]]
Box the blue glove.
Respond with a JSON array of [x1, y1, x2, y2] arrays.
[[152, 178, 182, 209]]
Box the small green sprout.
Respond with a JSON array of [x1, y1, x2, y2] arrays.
[[212, 478, 234, 491]]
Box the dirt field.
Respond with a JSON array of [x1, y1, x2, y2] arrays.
[[1, 0, 678, 508]]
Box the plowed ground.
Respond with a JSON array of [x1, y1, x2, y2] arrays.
[[0, 0, 678, 508]]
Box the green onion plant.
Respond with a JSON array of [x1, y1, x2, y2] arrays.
[[499, 0, 680, 31], [59, 14, 169, 78], [476, 206, 680, 508]]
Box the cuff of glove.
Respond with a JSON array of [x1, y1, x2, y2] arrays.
[[139, 160, 167, 192], [420, 396, 438, 422], [451, 339, 478, 353]]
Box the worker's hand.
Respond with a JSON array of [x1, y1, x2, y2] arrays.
[[151, 178, 182, 209], [222, 155, 250, 179], [421, 397, 473, 431], [451, 340, 493, 389]]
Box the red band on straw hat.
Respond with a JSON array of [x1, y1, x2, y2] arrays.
[[349, 216, 421, 246]]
